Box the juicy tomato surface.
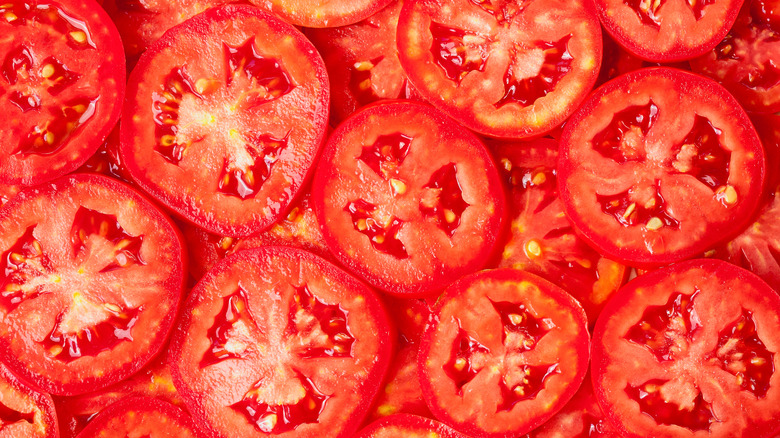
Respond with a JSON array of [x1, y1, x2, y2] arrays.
[[121, 4, 329, 237], [257, 0, 394, 27], [691, 0, 780, 112], [559, 67, 765, 267], [0, 173, 184, 395], [397, 0, 602, 138], [313, 100, 505, 296], [356, 414, 468, 437], [492, 138, 627, 326], [0, 0, 125, 186], [170, 246, 393, 438], [595, 0, 743, 61], [77, 123, 131, 183], [597, 34, 691, 85], [592, 259, 780, 437], [419, 268, 590, 437], [0, 184, 20, 207], [366, 343, 432, 422], [74, 396, 201, 438], [0, 362, 58, 438]]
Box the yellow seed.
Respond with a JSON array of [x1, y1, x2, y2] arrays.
[[69, 31, 87, 44], [71, 104, 86, 114], [525, 239, 542, 258], [222, 174, 231, 186], [160, 135, 176, 147], [334, 333, 351, 342], [623, 203, 636, 220], [115, 239, 132, 251], [513, 386, 525, 396], [717, 185, 738, 205], [508, 313, 524, 325], [353, 60, 374, 71], [443, 209, 457, 223], [44, 131, 55, 144], [501, 158, 512, 172], [41, 64, 55, 79], [532, 172, 546, 185], [4, 11, 16, 21], [751, 357, 766, 365], [358, 79, 372, 91], [523, 339, 535, 348], [453, 358, 467, 371], [194, 78, 217, 94], [390, 178, 407, 195], [32, 240, 42, 254], [258, 413, 278, 432], [374, 235, 385, 244], [333, 344, 346, 353], [646, 217, 664, 231], [49, 345, 63, 356], [99, 221, 109, 236], [9, 253, 25, 264], [104, 303, 121, 313], [356, 219, 368, 231], [244, 170, 255, 187], [286, 207, 301, 222], [220, 237, 234, 250]]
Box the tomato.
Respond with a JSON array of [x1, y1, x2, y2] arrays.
[[74, 396, 202, 438], [691, 0, 780, 112], [255, 0, 394, 27], [313, 100, 505, 296], [595, 0, 742, 61], [0, 184, 20, 207], [121, 5, 329, 237], [558, 67, 765, 267], [592, 259, 780, 437], [170, 247, 393, 438], [396, 0, 602, 139], [0, 362, 58, 438], [0, 173, 185, 395], [382, 296, 433, 345], [418, 269, 590, 437], [77, 123, 130, 183], [367, 344, 432, 422], [0, 0, 125, 186], [356, 414, 468, 437], [491, 138, 627, 326], [597, 34, 690, 85]]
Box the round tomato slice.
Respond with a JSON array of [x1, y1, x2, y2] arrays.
[[691, 0, 780, 112], [595, 0, 742, 61], [396, 0, 602, 139], [74, 396, 201, 438], [256, 0, 393, 27], [121, 5, 329, 237], [492, 138, 627, 326], [418, 269, 590, 437], [559, 67, 765, 267], [0, 173, 185, 396], [0, 363, 58, 438], [356, 414, 468, 437], [170, 247, 393, 438], [592, 259, 780, 437], [0, 0, 125, 186], [313, 101, 505, 296]]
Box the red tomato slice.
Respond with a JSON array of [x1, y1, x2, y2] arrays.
[[170, 247, 393, 438], [595, 0, 742, 61], [356, 414, 468, 437], [592, 259, 780, 437], [74, 396, 202, 438], [256, 0, 394, 27], [0, 184, 20, 207], [0, 0, 125, 186], [691, 0, 780, 112], [597, 34, 691, 85], [313, 100, 505, 296], [121, 5, 329, 237], [77, 123, 131, 183], [559, 67, 765, 267], [0, 174, 185, 395], [492, 138, 627, 326], [367, 344, 432, 422], [418, 269, 590, 437], [0, 363, 58, 438], [396, 0, 602, 138]]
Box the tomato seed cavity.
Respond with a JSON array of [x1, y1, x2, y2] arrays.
[[625, 291, 701, 362]]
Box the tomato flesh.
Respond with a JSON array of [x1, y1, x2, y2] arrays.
[[74, 396, 201, 438], [255, 0, 394, 28], [356, 414, 468, 438], [0, 363, 58, 438]]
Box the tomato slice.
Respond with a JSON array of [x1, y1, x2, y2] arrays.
[[559, 67, 765, 267], [0, 174, 185, 395], [367, 344, 432, 422], [592, 259, 780, 437], [313, 101, 505, 296], [595, 0, 742, 61], [121, 5, 329, 237], [396, 0, 602, 138], [73, 396, 202, 437], [0, 184, 20, 207], [492, 138, 627, 326], [597, 34, 691, 85], [0, 363, 58, 438], [77, 123, 131, 183], [255, 0, 394, 27], [418, 269, 590, 437], [691, 0, 780, 112], [0, 0, 125, 186], [356, 414, 468, 437], [170, 247, 393, 438]]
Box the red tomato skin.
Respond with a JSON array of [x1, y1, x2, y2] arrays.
[[73, 396, 203, 438], [0, 362, 59, 438], [355, 413, 469, 437]]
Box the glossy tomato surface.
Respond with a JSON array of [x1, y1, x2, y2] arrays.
[[170, 247, 393, 438], [0, 362, 58, 438], [313, 100, 505, 296], [257, 0, 394, 27], [121, 5, 329, 237], [559, 67, 764, 267], [74, 396, 201, 438], [397, 0, 602, 138], [0, 0, 125, 186], [0, 174, 184, 395], [592, 259, 780, 437], [356, 414, 468, 437], [419, 269, 590, 437], [367, 343, 431, 422]]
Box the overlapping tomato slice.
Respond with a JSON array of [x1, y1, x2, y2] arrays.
[[356, 414, 468, 437], [74, 396, 201, 438], [0, 363, 58, 437], [255, 0, 394, 27]]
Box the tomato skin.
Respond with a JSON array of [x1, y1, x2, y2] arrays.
[[356, 414, 468, 437], [0, 362, 59, 438], [592, 259, 780, 438], [73, 396, 202, 438]]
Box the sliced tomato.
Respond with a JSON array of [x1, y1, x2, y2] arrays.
[[313, 101, 505, 296], [597, 34, 690, 85], [0, 0, 125, 186], [491, 138, 627, 326], [0, 184, 20, 207], [396, 0, 602, 138], [559, 67, 765, 267], [73, 396, 201, 438], [595, 0, 742, 61], [356, 414, 468, 437], [0, 363, 58, 438], [77, 123, 131, 183], [256, 0, 394, 27], [382, 296, 433, 345], [121, 5, 329, 237], [592, 259, 780, 437], [0, 173, 184, 395], [691, 0, 780, 112], [170, 247, 393, 438], [418, 269, 590, 437], [366, 344, 432, 422]]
